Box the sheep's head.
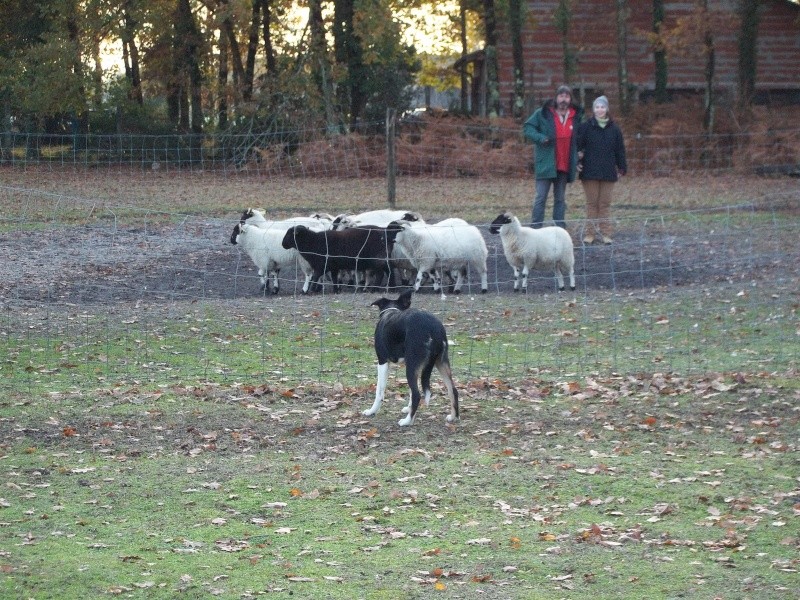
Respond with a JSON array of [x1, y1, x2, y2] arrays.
[[401, 211, 423, 223], [239, 207, 266, 224], [385, 220, 405, 244], [281, 224, 308, 250], [230, 223, 241, 245], [489, 212, 514, 234], [388, 220, 412, 243], [331, 214, 351, 230]]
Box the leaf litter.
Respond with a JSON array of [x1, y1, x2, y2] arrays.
[[0, 369, 798, 596]]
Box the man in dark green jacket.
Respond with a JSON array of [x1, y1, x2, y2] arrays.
[[523, 85, 584, 229]]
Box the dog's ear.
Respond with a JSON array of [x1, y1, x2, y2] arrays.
[[396, 289, 413, 310], [371, 297, 390, 311]]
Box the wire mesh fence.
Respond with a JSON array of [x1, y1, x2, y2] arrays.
[[1, 119, 798, 178], [1, 183, 797, 394]]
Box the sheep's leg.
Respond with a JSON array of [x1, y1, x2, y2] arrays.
[[257, 268, 268, 292], [479, 270, 488, 293], [567, 263, 576, 291], [399, 268, 412, 287], [363, 362, 389, 417], [310, 270, 325, 293], [452, 268, 464, 294], [301, 271, 313, 294], [521, 266, 530, 292], [431, 269, 441, 292], [555, 267, 565, 291], [270, 269, 280, 295], [358, 270, 367, 292], [512, 266, 521, 291], [387, 266, 399, 289], [413, 270, 425, 291]]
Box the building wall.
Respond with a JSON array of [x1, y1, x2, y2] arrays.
[[495, 0, 800, 112]]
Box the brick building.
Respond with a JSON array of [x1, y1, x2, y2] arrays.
[[464, 0, 800, 115]]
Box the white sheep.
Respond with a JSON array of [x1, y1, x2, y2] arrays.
[[392, 218, 488, 295], [331, 209, 424, 230], [489, 211, 576, 292], [232, 222, 315, 294], [237, 208, 333, 232]]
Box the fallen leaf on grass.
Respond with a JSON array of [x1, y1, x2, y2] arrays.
[[465, 538, 492, 546], [215, 539, 249, 552], [132, 581, 155, 589]]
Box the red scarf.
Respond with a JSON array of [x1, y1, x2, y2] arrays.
[[551, 107, 575, 173]]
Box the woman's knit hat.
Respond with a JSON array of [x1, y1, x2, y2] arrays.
[[593, 95, 609, 110]]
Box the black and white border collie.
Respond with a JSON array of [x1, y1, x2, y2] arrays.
[[363, 289, 459, 427]]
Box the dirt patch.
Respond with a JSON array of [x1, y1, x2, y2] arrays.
[[2, 207, 797, 306]]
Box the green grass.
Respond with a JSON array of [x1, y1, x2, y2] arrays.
[[1, 171, 797, 597], [3, 289, 795, 396], [1, 370, 797, 598]]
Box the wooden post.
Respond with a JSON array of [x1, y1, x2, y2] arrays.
[[386, 108, 396, 208]]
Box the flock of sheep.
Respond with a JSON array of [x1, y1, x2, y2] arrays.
[[229, 208, 576, 296]]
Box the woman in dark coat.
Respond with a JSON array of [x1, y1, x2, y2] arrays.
[[576, 95, 627, 244]]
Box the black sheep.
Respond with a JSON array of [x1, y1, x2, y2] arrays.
[[281, 223, 403, 293]]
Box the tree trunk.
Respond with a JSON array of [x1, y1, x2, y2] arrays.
[[702, 0, 715, 133], [737, 0, 759, 110], [217, 27, 229, 130], [121, 1, 143, 105], [186, 15, 203, 134], [217, 0, 245, 94], [244, 0, 261, 102], [260, 0, 276, 74], [554, 0, 576, 85], [616, 0, 630, 115], [173, 0, 202, 134], [482, 0, 500, 117], [652, 0, 668, 103], [509, 0, 525, 119], [91, 39, 103, 109], [308, 0, 336, 131], [333, 0, 364, 126], [459, 1, 468, 114], [66, 2, 88, 133]]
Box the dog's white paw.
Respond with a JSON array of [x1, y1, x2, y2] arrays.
[[400, 406, 411, 414], [398, 415, 413, 427], [446, 415, 456, 423]]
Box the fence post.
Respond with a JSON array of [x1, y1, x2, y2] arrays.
[[386, 108, 396, 208]]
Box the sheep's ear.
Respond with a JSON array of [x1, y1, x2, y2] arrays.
[[397, 289, 413, 310]]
